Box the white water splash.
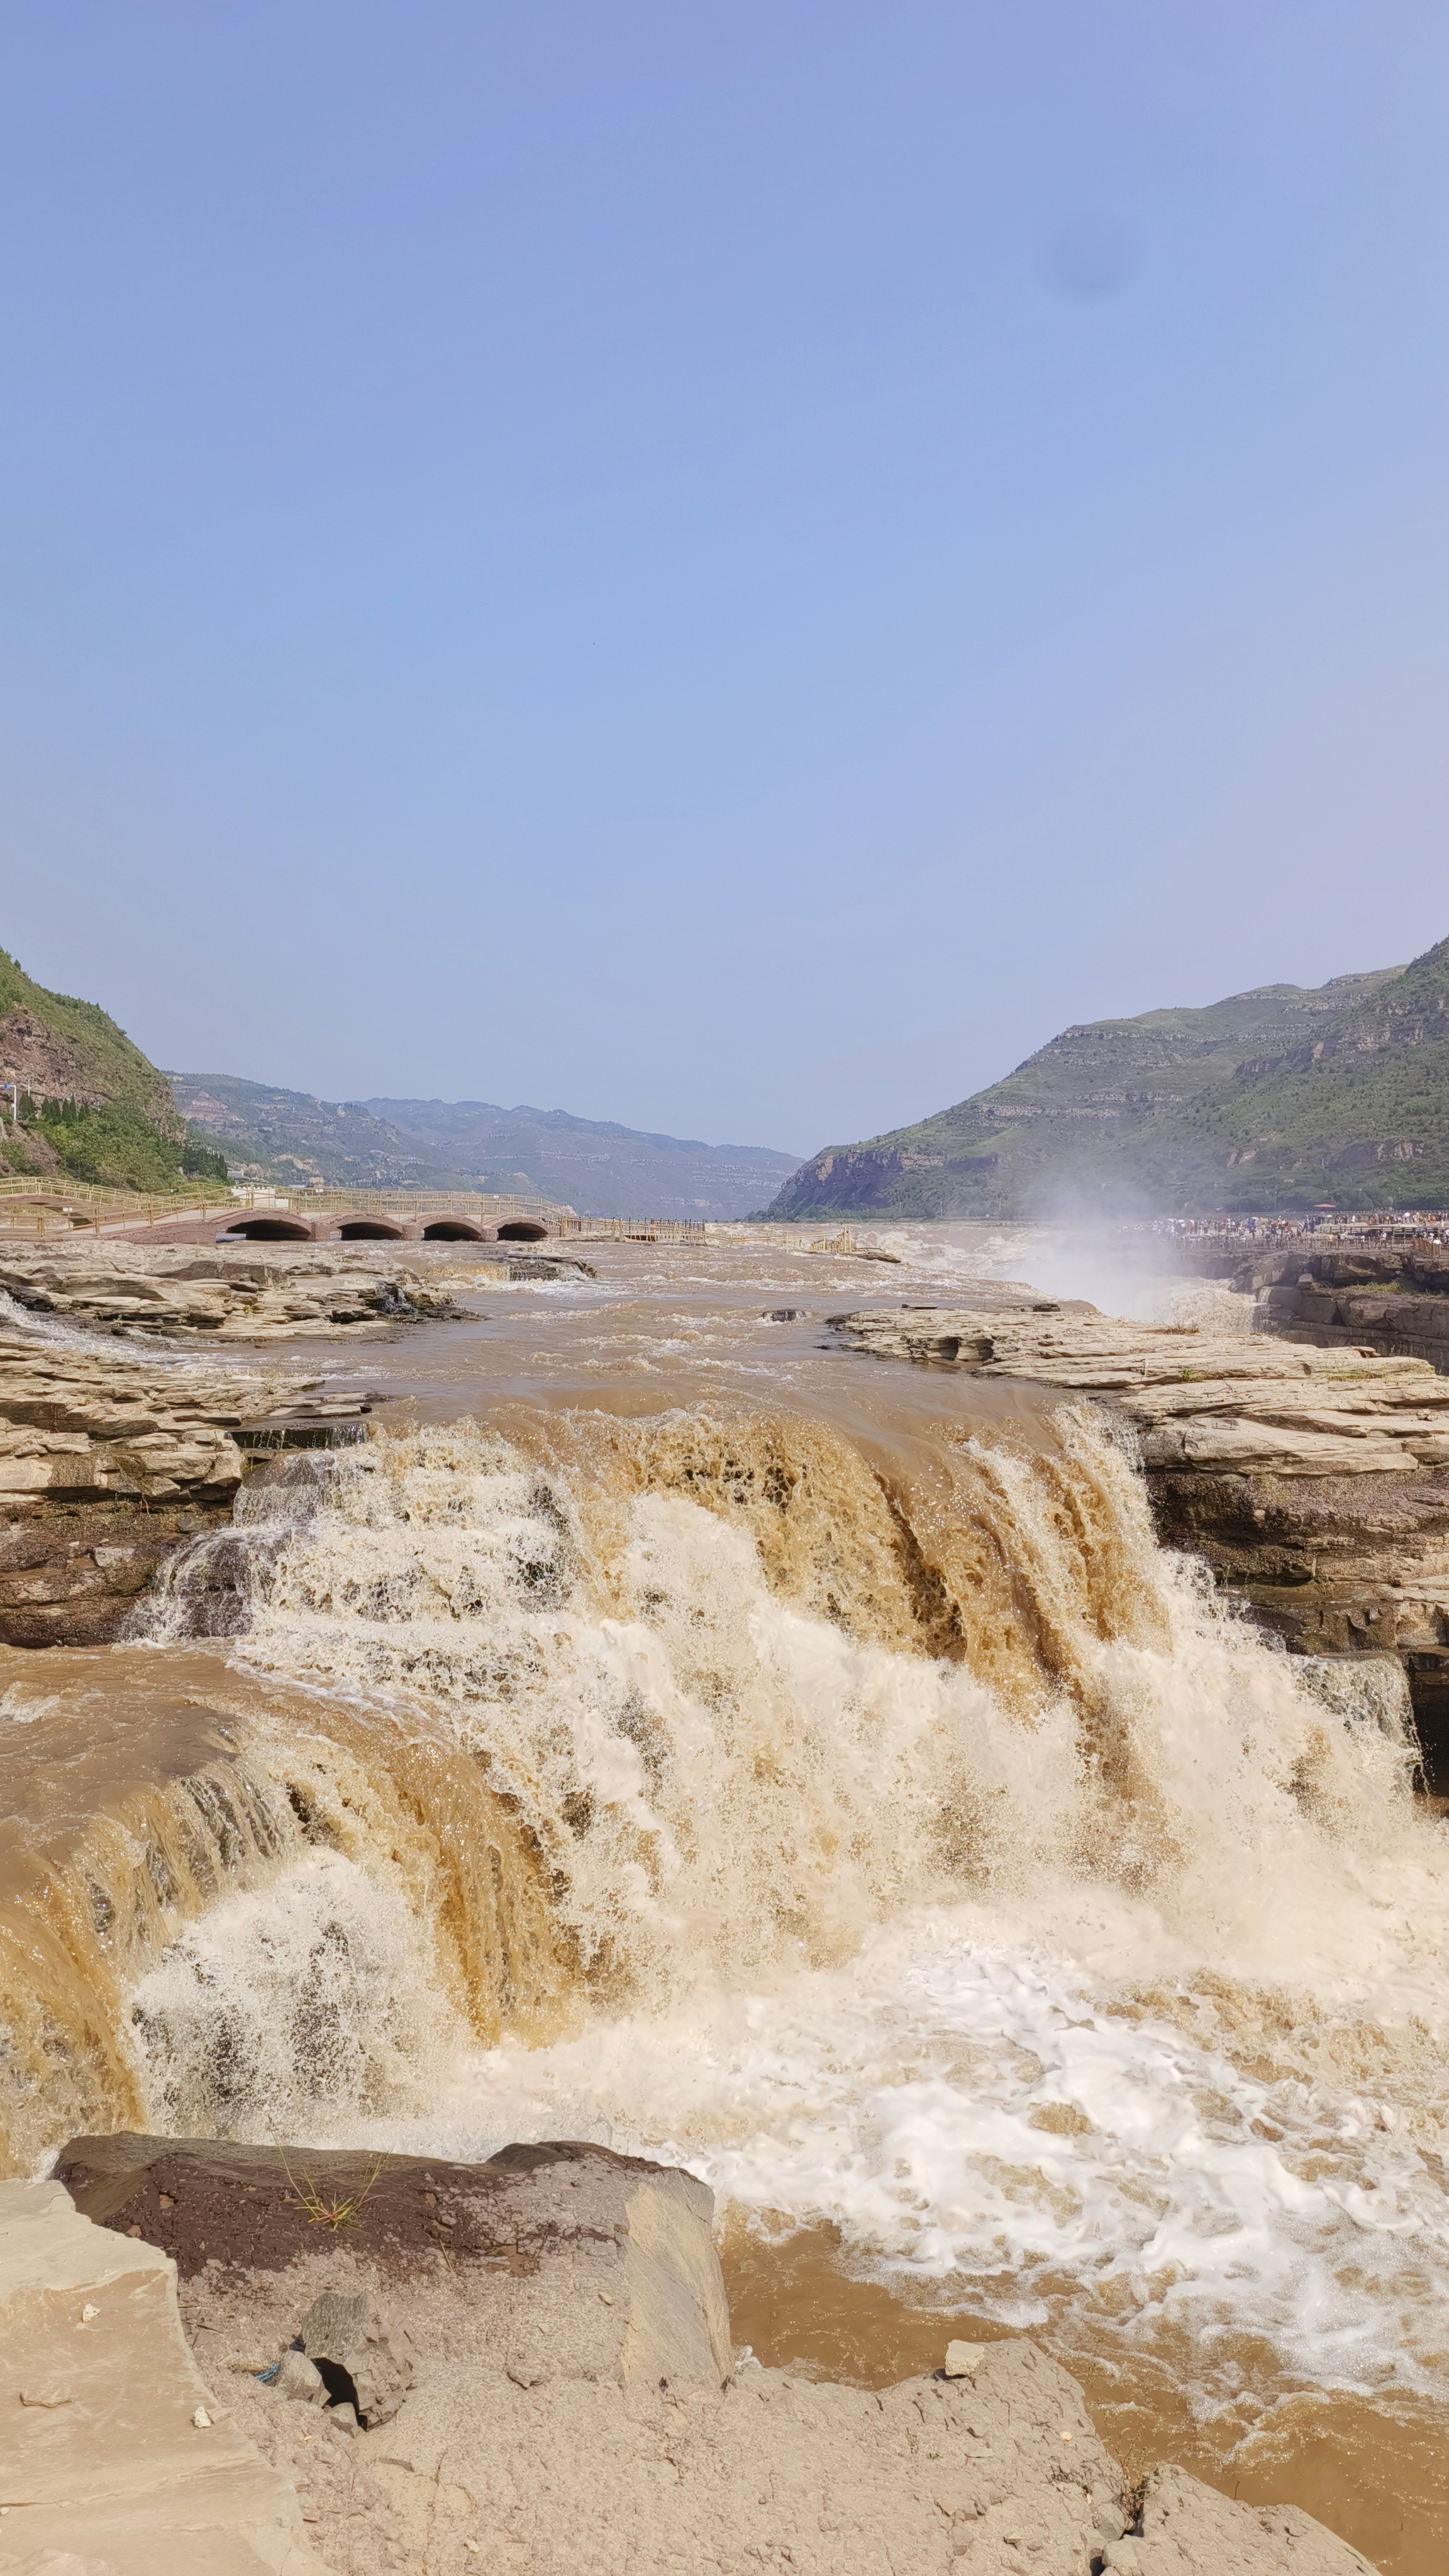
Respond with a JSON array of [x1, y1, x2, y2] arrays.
[[122, 1405, 1449, 2407]]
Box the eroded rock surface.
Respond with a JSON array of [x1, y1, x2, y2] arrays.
[[0, 1340, 369, 1504], [828, 1308, 1449, 1472], [1112, 2462, 1376, 2575], [0, 1243, 462, 1338], [1226, 1245, 1449, 1372], [0, 1342, 368, 1644], [58, 2133, 733, 2394]]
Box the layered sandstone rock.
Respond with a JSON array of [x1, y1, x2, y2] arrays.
[[826, 1307, 1449, 1473], [1251, 1252, 1449, 1369], [0, 1337, 294, 1502], [0, 1341, 367, 1644], [0, 1243, 464, 1338]]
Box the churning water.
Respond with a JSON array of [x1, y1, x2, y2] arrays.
[[5, 1226, 1447, 2562]]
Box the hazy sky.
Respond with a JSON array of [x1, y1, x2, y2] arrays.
[[3, 4, 1446, 1155]]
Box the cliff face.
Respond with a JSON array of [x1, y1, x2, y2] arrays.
[[0, 948, 211, 1191], [769, 936, 1449, 1218]]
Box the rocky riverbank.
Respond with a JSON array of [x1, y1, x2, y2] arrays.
[[0, 2133, 1377, 2575], [0, 1244, 473, 1338], [829, 1302, 1449, 1770], [1247, 1247, 1449, 1370], [0, 1338, 369, 1645]]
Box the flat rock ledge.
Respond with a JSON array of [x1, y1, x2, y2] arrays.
[[22, 2133, 1376, 2576], [828, 1307, 1449, 1475], [0, 1244, 469, 1339], [0, 2174, 326, 2573]]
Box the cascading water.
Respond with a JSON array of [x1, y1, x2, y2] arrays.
[[115, 1399, 1449, 2426], [11, 1338, 1448, 2551]]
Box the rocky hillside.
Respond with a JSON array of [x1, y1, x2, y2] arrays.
[[172, 1071, 801, 1218], [0, 949, 225, 1191], [769, 935, 1449, 1219]]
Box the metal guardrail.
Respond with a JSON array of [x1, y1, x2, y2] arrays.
[[0, 1185, 855, 1246], [555, 1215, 708, 1242], [1143, 1216, 1449, 1250], [0, 1180, 238, 1234]]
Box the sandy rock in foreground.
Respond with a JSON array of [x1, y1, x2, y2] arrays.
[[364, 2339, 1126, 2576], [52, 2133, 1381, 2576], [59, 2133, 735, 2394], [0, 2175, 326, 2573]]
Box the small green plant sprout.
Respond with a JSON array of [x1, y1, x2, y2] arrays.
[[280, 2151, 387, 2232]]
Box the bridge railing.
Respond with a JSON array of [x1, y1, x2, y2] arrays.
[[231, 1186, 570, 1223], [0, 1178, 573, 1233]]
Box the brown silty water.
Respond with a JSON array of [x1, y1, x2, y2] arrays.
[[3, 1225, 1447, 2571]]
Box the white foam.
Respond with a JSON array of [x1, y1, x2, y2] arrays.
[[126, 1851, 461, 2138], [121, 1405, 1449, 2411]]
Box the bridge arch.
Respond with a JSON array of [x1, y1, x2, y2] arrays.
[[220, 1215, 314, 1242], [333, 1217, 407, 1240], [421, 1219, 486, 1241], [497, 1218, 548, 1241]]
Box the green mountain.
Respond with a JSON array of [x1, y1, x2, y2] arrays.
[[0, 950, 225, 1191], [767, 935, 1449, 1219]]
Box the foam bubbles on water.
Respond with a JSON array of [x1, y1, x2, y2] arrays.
[[374, 1897, 1449, 2404]]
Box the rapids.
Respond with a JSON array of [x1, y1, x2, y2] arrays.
[[3, 1223, 1447, 2567]]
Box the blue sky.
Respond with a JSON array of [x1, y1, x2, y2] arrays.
[[2, 2, 1446, 1154]]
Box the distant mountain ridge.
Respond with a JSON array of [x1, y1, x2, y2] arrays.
[[766, 934, 1449, 1219], [170, 1072, 801, 1219]]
